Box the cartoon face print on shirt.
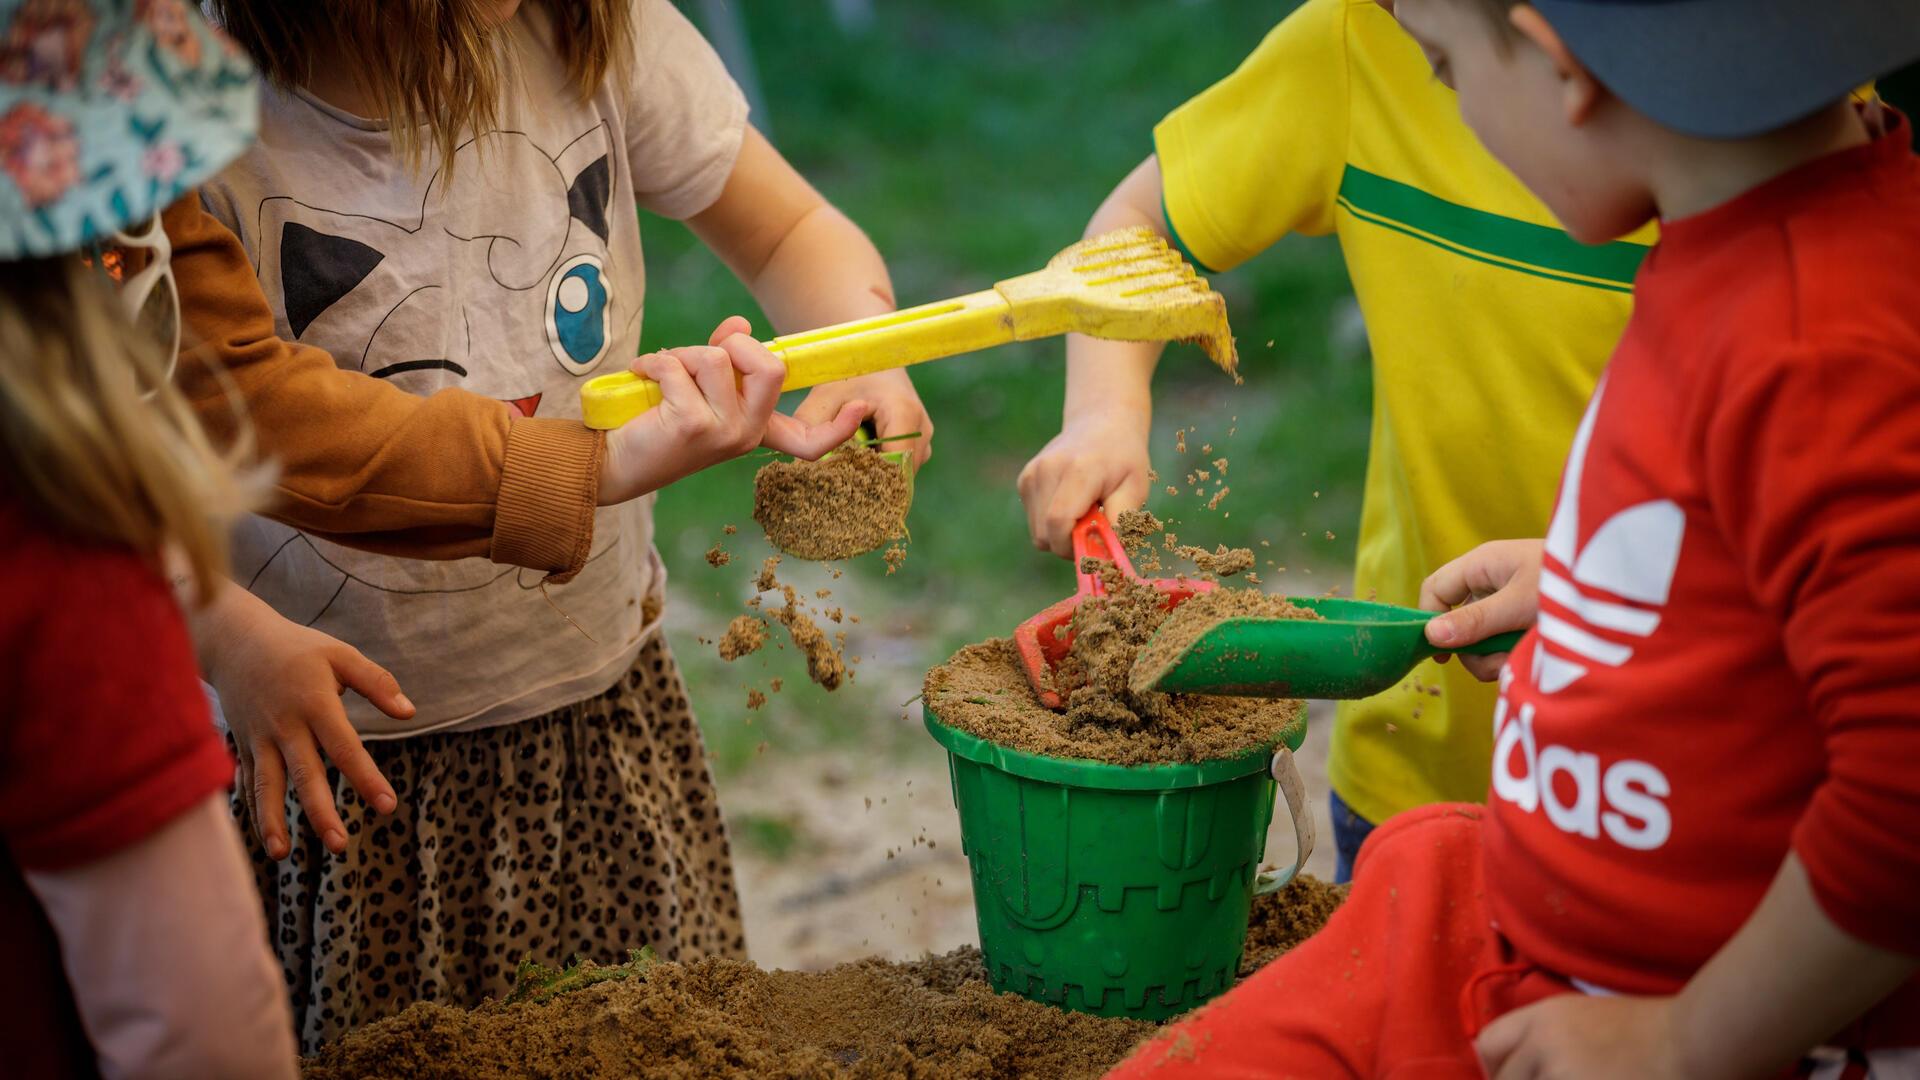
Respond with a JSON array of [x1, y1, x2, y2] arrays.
[[257, 121, 629, 413], [233, 122, 636, 625]]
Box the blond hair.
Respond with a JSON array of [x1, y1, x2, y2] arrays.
[[0, 257, 260, 604], [206, 0, 636, 171]]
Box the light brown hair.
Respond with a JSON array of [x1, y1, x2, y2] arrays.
[[0, 258, 262, 603], [206, 0, 636, 170]]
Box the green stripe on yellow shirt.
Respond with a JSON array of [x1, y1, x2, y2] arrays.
[[1336, 165, 1648, 293]]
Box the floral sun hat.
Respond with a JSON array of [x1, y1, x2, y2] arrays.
[[0, 0, 256, 261]]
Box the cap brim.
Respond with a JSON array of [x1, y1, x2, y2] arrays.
[[1534, 0, 1920, 139]]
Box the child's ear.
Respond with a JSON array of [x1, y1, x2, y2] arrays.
[[1510, 4, 1603, 126]]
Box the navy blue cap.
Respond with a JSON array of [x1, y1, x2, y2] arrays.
[[1532, 0, 1920, 139]]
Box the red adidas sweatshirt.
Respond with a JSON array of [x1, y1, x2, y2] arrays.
[[1485, 115, 1920, 1045]]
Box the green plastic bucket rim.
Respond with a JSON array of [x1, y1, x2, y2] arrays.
[[923, 708, 1303, 792]]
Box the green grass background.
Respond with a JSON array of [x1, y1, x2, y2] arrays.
[[643, 2, 1368, 787]]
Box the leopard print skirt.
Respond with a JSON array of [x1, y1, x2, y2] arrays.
[[232, 634, 745, 1053]]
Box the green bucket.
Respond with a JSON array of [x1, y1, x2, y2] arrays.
[[925, 709, 1313, 1021]]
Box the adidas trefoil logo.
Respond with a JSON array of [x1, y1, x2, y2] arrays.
[[1534, 377, 1685, 694]]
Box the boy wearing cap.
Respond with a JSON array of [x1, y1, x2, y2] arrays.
[[1017, 0, 1657, 883], [1107, 1, 1920, 1077]]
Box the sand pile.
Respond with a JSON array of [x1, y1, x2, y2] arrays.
[[924, 564, 1315, 765], [303, 879, 1347, 1080], [1126, 588, 1320, 698], [303, 948, 1152, 1080], [1239, 875, 1348, 975]]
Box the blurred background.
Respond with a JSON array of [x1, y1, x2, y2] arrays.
[[640, 0, 1341, 970]]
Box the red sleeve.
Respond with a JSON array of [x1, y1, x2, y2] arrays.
[[1705, 343, 1920, 955], [0, 529, 234, 871]]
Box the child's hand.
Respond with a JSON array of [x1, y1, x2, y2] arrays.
[[794, 368, 933, 468], [195, 586, 406, 860], [1476, 993, 1686, 1080], [1017, 407, 1152, 557], [1418, 538, 1543, 680], [600, 316, 870, 503]]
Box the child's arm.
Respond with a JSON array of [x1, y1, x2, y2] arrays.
[[677, 127, 934, 473], [26, 795, 298, 1080], [1476, 854, 1915, 1079], [167, 196, 606, 581], [1016, 156, 1168, 556], [194, 327, 863, 860], [7, 534, 297, 1077], [188, 579, 407, 861], [1484, 341, 1920, 1075], [1425, 543, 1919, 1077]]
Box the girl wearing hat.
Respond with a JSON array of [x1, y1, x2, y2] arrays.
[[0, 1, 295, 1075]]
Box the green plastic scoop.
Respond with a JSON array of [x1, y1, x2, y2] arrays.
[[1132, 596, 1525, 700]]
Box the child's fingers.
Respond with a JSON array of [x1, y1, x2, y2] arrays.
[[1459, 653, 1511, 682], [325, 647, 404, 814], [635, 350, 713, 419], [670, 344, 750, 425], [718, 332, 789, 425], [1474, 1005, 1532, 1077], [1039, 470, 1105, 559], [247, 736, 292, 861], [1418, 551, 1480, 614], [281, 720, 349, 855], [707, 315, 753, 348], [1426, 586, 1532, 651], [315, 703, 396, 817], [873, 396, 934, 467], [1105, 469, 1151, 520], [1015, 456, 1055, 547], [330, 643, 414, 723], [762, 401, 870, 460]]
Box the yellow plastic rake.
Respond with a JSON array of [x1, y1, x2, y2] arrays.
[[578, 225, 1238, 429]]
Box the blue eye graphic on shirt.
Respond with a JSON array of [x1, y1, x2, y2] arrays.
[[546, 253, 611, 372]]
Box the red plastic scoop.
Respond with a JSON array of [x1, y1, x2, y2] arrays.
[[1014, 508, 1216, 710]]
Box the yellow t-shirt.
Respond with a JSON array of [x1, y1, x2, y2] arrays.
[[1156, 0, 1655, 827]]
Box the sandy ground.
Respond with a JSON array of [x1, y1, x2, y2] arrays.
[[724, 699, 1337, 971]]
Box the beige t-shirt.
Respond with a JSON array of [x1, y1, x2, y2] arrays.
[[200, 0, 748, 737]]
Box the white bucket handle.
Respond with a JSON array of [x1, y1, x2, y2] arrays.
[[1253, 746, 1315, 895]]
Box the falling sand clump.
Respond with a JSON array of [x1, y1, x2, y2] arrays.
[[303, 948, 1152, 1080], [1175, 543, 1253, 577], [743, 557, 850, 691], [718, 615, 766, 661], [754, 441, 911, 561], [1114, 508, 1162, 561], [1127, 588, 1321, 699], [706, 544, 732, 567], [773, 585, 847, 690], [924, 567, 1314, 765]]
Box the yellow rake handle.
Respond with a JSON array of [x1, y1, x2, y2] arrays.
[[579, 290, 1012, 430]]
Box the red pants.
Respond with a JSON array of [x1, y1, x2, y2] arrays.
[[1107, 803, 1572, 1080]]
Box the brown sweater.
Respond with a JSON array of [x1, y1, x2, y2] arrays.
[[163, 195, 603, 581]]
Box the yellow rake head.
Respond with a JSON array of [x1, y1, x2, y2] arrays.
[[1007, 225, 1239, 379]]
